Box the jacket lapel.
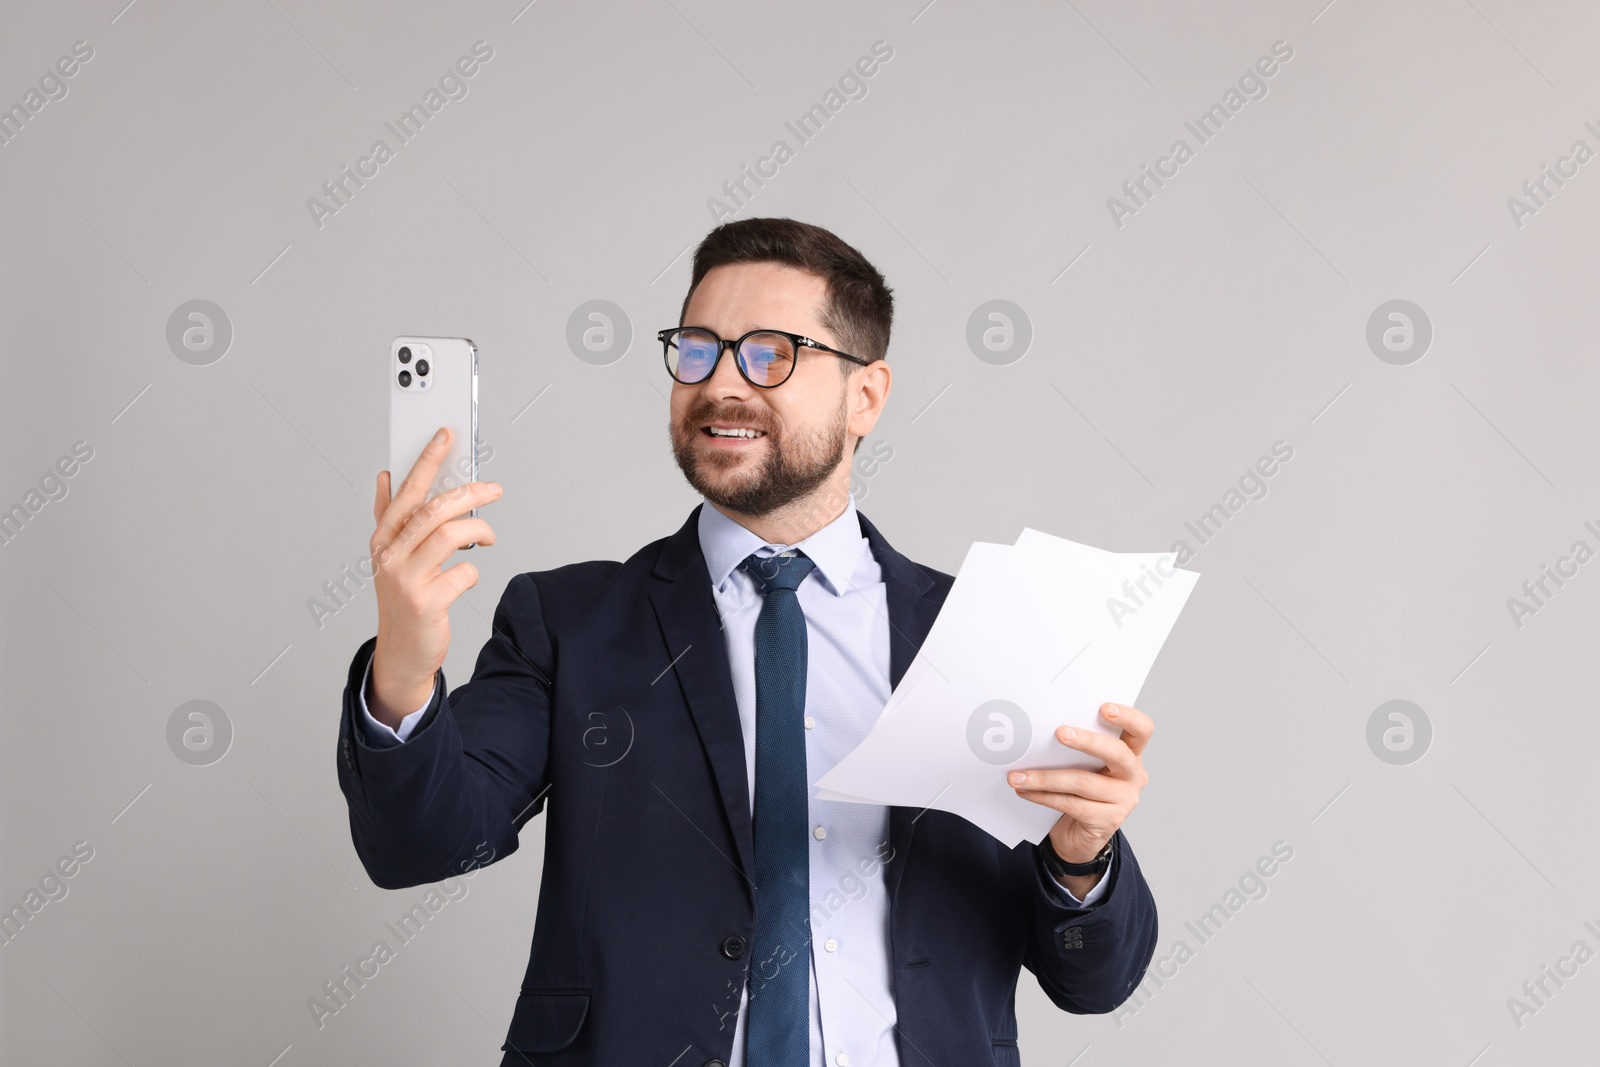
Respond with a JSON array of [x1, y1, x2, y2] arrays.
[[647, 506, 759, 900], [647, 505, 948, 911], [857, 511, 946, 908]]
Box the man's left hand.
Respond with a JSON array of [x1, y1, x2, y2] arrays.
[[1007, 702, 1154, 892]]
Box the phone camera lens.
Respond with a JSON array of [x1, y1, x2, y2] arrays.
[[415, 359, 429, 376], [398, 346, 412, 364], [398, 369, 412, 387]]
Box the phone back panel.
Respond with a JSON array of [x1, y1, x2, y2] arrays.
[[388, 336, 478, 511]]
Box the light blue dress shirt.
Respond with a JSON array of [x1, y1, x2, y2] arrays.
[[356, 496, 1111, 1065]]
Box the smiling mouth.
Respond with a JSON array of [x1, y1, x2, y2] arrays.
[[701, 425, 767, 441]]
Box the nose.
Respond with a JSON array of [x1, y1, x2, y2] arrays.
[[703, 341, 753, 400]]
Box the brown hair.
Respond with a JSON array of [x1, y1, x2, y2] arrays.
[[678, 217, 894, 368]]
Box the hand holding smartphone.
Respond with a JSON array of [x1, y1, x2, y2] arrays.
[[389, 336, 480, 535], [367, 337, 500, 729]]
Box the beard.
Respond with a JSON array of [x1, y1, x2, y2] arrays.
[[671, 395, 848, 517]]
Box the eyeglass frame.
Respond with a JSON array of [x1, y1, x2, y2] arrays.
[[657, 325, 871, 389]]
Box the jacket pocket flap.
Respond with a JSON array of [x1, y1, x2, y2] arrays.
[[501, 989, 590, 1053]]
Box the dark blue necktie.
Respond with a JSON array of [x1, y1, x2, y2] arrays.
[[740, 549, 815, 1066]]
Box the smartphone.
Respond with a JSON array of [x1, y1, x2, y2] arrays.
[[388, 336, 479, 543]]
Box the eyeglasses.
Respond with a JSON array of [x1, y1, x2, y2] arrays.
[[658, 326, 870, 388]]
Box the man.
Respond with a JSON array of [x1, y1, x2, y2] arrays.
[[337, 217, 1159, 1065]]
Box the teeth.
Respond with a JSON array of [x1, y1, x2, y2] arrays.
[[708, 427, 763, 438]]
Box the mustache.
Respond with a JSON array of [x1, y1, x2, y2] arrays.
[[681, 400, 777, 435]]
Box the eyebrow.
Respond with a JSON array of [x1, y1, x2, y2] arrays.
[[693, 323, 801, 338]]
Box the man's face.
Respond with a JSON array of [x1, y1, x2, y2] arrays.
[[670, 261, 852, 517]]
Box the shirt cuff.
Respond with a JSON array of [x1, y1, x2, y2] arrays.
[[1043, 849, 1116, 908], [356, 652, 435, 745]]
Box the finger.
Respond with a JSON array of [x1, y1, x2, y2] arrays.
[[1053, 725, 1141, 781], [378, 427, 453, 544], [385, 480, 500, 566], [1006, 767, 1127, 803], [409, 517, 497, 576], [1013, 789, 1119, 826], [373, 470, 391, 527], [434, 559, 481, 601], [1103, 702, 1154, 758]]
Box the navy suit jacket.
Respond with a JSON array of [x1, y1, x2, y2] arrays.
[[336, 505, 1158, 1066]]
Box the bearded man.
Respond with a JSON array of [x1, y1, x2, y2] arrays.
[[337, 216, 1160, 1066]]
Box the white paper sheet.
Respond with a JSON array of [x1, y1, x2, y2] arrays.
[[814, 529, 1198, 846]]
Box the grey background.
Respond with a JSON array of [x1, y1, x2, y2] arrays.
[[2, 0, 1596, 1063]]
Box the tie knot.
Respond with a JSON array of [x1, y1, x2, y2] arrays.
[[740, 550, 815, 594]]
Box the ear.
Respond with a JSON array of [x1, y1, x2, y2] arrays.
[[846, 360, 892, 441]]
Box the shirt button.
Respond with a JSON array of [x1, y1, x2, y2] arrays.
[[804, 716, 816, 729], [836, 1054, 849, 1066], [824, 937, 838, 952], [813, 826, 827, 840]]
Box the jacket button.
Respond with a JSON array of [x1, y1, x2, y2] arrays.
[[705, 1060, 728, 1067], [721, 936, 747, 959]]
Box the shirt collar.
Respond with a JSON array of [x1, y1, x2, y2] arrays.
[[697, 494, 866, 598]]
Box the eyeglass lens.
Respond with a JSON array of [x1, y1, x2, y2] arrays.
[[667, 328, 796, 386]]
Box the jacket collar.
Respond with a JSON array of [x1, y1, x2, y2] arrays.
[[648, 504, 942, 906]]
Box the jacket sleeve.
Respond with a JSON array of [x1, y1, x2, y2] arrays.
[[1019, 829, 1159, 1014], [1041, 850, 1115, 907], [354, 652, 438, 745], [335, 572, 555, 890]]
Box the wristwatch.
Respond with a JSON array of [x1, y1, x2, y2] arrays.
[[1039, 837, 1113, 880]]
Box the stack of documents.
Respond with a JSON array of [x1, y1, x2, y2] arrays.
[[816, 529, 1199, 847]]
